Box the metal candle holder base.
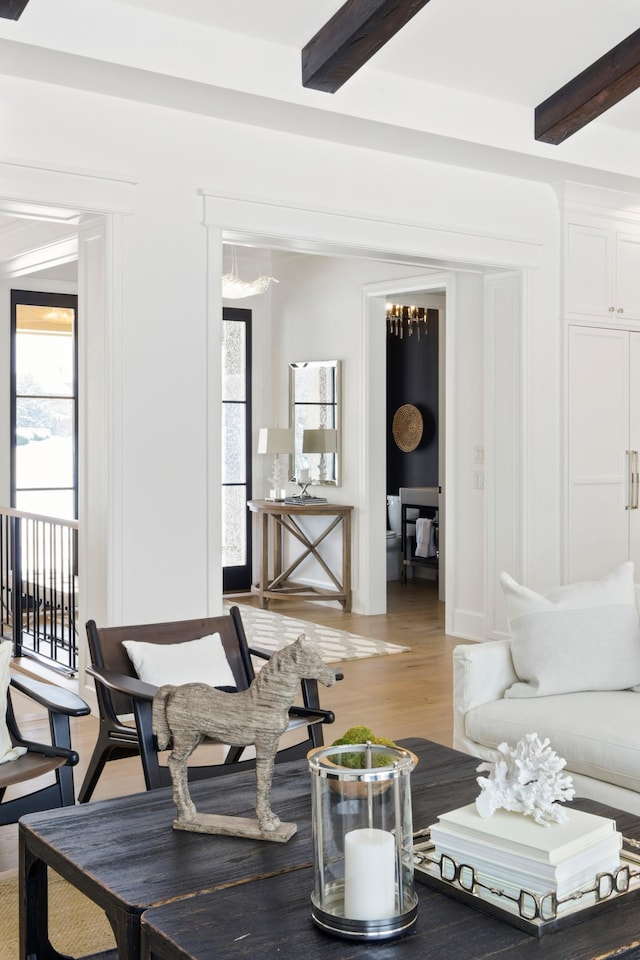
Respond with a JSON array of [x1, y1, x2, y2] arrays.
[[312, 886, 418, 941]]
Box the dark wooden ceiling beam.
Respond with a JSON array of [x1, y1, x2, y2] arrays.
[[302, 0, 431, 93], [0, 0, 30, 19], [535, 28, 640, 145]]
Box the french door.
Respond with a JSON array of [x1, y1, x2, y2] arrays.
[[222, 307, 252, 591], [11, 290, 78, 520]]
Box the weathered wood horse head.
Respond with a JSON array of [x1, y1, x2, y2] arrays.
[[152, 633, 337, 833]]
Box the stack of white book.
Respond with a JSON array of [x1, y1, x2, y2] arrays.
[[429, 804, 621, 901]]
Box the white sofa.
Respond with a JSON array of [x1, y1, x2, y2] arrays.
[[453, 639, 640, 817]]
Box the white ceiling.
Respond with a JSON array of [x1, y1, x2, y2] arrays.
[[112, 0, 640, 132], [0, 0, 638, 259], [0, 0, 635, 181]]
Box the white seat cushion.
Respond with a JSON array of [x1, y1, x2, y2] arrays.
[[465, 690, 640, 794]]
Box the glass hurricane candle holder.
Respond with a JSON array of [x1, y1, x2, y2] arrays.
[[308, 742, 418, 941]]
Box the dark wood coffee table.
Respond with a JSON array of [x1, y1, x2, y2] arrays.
[[19, 738, 480, 960], [140, 859, 640, 960], [20, 739, 640, 960]]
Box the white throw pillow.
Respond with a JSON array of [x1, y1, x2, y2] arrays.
[[122, 633, 237, 689], [0, 641, 27, 764], [500, 562, 640, 698]]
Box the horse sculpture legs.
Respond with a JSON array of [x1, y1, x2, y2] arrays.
[[167, 733, 202, 822], [254, 740, 280, 831], [168, 733, 281, 832]]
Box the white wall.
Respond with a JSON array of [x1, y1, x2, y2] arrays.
[[0, 71, 563, 642]]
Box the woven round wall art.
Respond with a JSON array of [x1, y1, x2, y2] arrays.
[[392, 404, 423, 452]]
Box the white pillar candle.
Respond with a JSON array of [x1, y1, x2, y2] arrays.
[[343, 828, 396, 920], [300, 467, 310, 483]]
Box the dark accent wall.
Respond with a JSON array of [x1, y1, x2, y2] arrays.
[[386, 309, 439, 495]]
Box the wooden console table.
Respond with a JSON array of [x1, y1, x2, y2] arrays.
[[247, 500, 353, 611]]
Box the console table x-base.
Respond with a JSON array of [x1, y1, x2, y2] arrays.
[[247, 499, 353, 610]]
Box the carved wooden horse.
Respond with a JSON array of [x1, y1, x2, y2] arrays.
[[152, 633, 336, 836]]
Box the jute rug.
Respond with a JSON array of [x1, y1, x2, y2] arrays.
[[0, 867, 115, 958], [225, 602, 409, 661]]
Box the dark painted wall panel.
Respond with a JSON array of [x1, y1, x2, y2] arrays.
[[386, 309, 439, 495]]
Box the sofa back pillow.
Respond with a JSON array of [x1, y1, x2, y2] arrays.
[[500, 561, 640, 698]]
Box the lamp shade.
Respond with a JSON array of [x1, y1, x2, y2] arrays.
[[302, 428, 338, 455], [258, 428, 294, 455]]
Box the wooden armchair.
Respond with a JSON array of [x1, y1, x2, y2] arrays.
[[1, 671, 90, 826], [79, 605, 339, 802]]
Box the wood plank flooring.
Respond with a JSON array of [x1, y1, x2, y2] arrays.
[[0, 579, 460, 873]]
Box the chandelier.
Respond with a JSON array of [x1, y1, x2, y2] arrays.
[[386, 304, 429, 340], [221, 246, 278, 299]]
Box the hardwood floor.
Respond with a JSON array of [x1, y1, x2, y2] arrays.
[[0, 579, 460, 873]]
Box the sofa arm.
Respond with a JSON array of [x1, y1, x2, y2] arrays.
[[452, 640, 517, 757]]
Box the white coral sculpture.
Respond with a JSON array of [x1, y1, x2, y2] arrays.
[[475, 733, 575, 826]]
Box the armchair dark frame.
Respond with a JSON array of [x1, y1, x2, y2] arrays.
[[79, 605, 340, 802], [1, 672, 90, 825]]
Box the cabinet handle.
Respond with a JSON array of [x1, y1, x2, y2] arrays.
[[609, 306, 615, 312], [628, 450, 634, 510], [618, 307, 625, 314], [629, 451, 640, 510]]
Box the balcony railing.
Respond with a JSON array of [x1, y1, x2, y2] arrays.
[[0, 506, 79, 676]]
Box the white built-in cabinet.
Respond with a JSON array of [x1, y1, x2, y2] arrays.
[[567, 325, 640, 582], [565, 220, 640, 321], [564, 194, 640, 584]]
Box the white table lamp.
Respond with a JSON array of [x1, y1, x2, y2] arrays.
[[258, 428, 293, 500]]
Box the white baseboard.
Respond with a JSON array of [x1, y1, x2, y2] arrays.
[[450, 608, 485, 641]]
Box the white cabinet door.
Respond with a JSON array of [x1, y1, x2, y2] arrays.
[[565, 223, 614, 319], [629, 333, 640, 568], [616, 232, 640, 321], [567, 325, 630, 582], [566, 222, 640, 321]]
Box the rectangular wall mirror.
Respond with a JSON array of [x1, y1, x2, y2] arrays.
[[289, 360, 341, 486]]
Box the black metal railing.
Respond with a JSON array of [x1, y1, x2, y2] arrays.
[[0, 506, 79, 676]]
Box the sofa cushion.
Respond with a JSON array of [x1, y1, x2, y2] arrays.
[[500, 562, 640, 698], [465, 690, 640, 794]]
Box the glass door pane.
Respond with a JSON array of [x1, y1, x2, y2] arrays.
[[12, 292, 78, 521], [222, 308, 252, 591]]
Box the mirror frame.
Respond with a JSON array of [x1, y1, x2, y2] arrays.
[[289, 359, 341, 487]]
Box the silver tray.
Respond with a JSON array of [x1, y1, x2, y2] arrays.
[[413, 831, 640, 938]]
